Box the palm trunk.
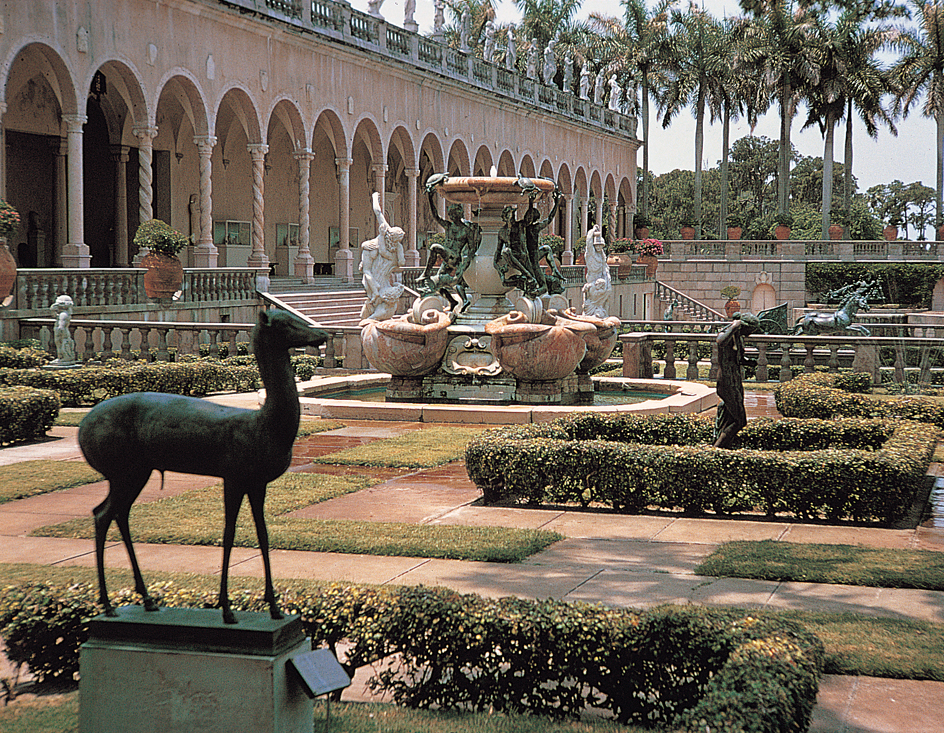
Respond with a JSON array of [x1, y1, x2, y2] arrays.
[[694, 89, 705, 239], [821, 113, 836, 240], [720, 101, 731, 239], [937, 111, 944, 230], [641, 75, 650, 218], [843, 98, 853, 234], [779, 79, 792, 215]]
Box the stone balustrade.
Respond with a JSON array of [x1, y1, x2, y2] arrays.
[[219, 0, 637, 139], [660, 238, 942, 262], [22, 318, 256, 362], [620, 328, 944, 385]]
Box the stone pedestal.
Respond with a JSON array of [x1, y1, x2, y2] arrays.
[[79, 606, 313, 733]]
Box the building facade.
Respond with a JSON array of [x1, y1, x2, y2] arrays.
[[1, 0, 640, 281]]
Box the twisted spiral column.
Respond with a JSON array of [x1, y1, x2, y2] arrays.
[[293, 149, 315, 283], [247, 143, 269, 269], [193, 135, 218, 268]]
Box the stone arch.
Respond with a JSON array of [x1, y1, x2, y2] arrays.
[[155, 70, 211, 138], [473, 145, 493, 176], [518, 154, 536, 179], [3, 42, 78, 265], [446, 138, 470, 176], [351, 117, 385, 252], [588, 169, 604, 230], [265, 98, 308, 274], [418, 133, 446, 253], [386, 125, 417, 234], [496, 149, 516, 176], [309, 109, 348, 268]]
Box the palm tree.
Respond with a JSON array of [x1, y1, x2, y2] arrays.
[[891, 0, 944, 229], [515, 0, 583, 47], [661, 3, 727, 238], [587, 0, 671, 222], [739, 0, 820, 216]]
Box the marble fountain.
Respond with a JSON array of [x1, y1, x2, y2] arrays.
[[298, 174, 717, 424]]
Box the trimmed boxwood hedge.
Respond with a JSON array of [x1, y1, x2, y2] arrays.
[[776, 372, 944, 429], [464, 412, 936, 523], [0, 386, 60, 445], [0, 580, 823, 731]]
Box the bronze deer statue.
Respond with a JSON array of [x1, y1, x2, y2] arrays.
[[78, 309, 328, 624]]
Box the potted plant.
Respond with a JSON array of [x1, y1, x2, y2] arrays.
[[135, 218, 189, 299], [635, 237, 663, 277], [679, 211, 697, 240], [607, 237, 634, 276], [883, 215, 902, 242], [633, 213, 651, 239], [0, 200, 20, 305], [721, 285, 741, 317], [772, 212, 793, 240], [725, 213, 743, 240], [828, 209, 846, 240]]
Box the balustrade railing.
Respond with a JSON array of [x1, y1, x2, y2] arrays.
[[9, 268, 266, 313], [22, 318, 256, 363]]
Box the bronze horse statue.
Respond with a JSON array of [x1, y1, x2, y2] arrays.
[[791, 290, 871, 336]]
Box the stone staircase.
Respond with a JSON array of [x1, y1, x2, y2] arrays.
[[267, 277, 367, 328], [654, 281, 725, 321]]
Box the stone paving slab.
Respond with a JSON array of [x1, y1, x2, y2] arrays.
[[652, 516, 791, 543], [780, 524, 918, 549], [811, 675, 944, 733]]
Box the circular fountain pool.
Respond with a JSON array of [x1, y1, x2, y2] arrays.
[[298, 374, 717, 424]]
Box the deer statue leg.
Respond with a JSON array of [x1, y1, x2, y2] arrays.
[[93, 471, 155, 615], [219, 485, 245, 624], [248, 487, 283, 620]]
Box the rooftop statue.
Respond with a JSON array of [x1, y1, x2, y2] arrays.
[[579, 61, 591, 100], [563, 51, 574, 93], [359, 191, 405, 322], [594, 69, 606, 105], [505, 27, 517, 70], [460, 9, 471, 53], [526, 39, 539, 80], [367, 0, 384, 19], [542, 36, 558, 86], [608, 74, 622, 112], [421, 175, 482, 313], [432, 0, 445, 38], [483, 21, 497, 63]]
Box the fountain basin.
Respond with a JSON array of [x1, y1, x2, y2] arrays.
[[297, 375, 717, 424], [438, 176, 556, 206]]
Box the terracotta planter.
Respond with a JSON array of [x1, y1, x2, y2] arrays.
[[883, 225, 898, 241], [724, 298, 741, 318], [937, 225, 944, 242], [607, 253, 633, 278], [142, 252, 184, 299], [636, 253, 658, 277], [726, 226, 742, 240], [634, 226, 650, 239], [680, 226, 696, 240], [774, 225, 791, 240], [0, 240, 15, 306], [828, 224, 843, 240]]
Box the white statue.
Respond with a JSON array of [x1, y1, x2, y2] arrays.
[[582, 224, 611, 318], [594, 69, 606, 105], [432, 0, 445, 38], [50, 294, 77, 365], [542, 36, 557, 86], [367, 0, 384, 19], [483, 21, 497, 62], [460, 9, 471, 53], [404, 0, 417, 31], [526, 39, 539, 79], [579, 61, 590, 100], [608, 75, 621, 112], [359, 192, 405, 322], [562, 51, 573, 93], [506, 27, 517, 70]]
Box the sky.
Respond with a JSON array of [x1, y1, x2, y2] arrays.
[[348, 0, 938, 197]]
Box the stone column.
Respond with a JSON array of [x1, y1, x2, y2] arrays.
[[404, 167, 420, 266], [608, 202, 618, 241], [132, 125, 158, 264], [562, 193, 574, 265], [293, 149, 315, 283], [61, 114, 90, 267], [335, 157, 354, 281], [52, 137, 68, 267], [583, 191, 591, 237], [0, 103, 6, 201], [595, 197, 604, 240], [192, 135, 218, 268], [247, 143, 269, 269], [111, 145, 130, 267]]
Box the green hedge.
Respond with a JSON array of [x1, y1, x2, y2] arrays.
[[0, 387, 60, 445], [776, 372, 944, 429], [806, 262, 944, 307], [464, 412, 936, 523], [0, 581, 823, 731]]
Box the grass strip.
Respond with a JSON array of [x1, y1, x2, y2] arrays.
[[1, 563, 943, 682], [696, 540, 944, 591], [312, 426, 489, 467], [30, 473, 561, 563], [0, 461, 102, 504], [0, 693, 640, 733]]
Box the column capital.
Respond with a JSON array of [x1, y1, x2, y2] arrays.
[[193, 134, 218, 150], [132, 124, 159, 141], [371, 163, 388, 174], [335, 156, 353, 169], [293, 148, 314, 161], [405, 168, 420, 178], [62, 114, 88, 132], [247, 142, 269, 159], [110, 144, 131, 162]]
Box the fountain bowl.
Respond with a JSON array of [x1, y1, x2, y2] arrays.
[[438, 176, 556, 206]]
